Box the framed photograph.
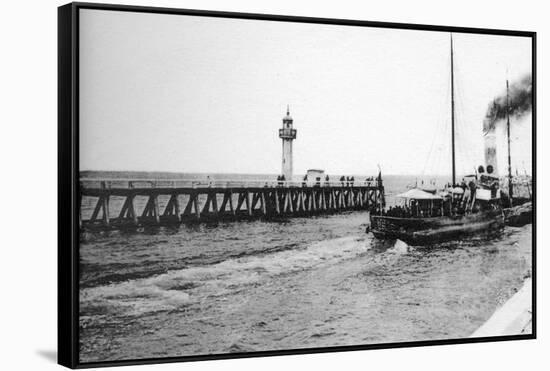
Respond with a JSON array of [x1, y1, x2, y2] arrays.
[[58, 2, 536, 368]]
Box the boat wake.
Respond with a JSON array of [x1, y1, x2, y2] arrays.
[[80, 236, 371, 317]]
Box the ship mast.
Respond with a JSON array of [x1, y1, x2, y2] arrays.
[[506, 79, 513, 202], [450, 34, 456, 186]]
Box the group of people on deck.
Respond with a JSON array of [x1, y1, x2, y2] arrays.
[[381, 200, 446, 218], [376, 176, 502, 218], [276, 174, 378, 187]]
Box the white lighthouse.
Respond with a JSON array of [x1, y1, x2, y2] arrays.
[[279, 105, 297, 181]]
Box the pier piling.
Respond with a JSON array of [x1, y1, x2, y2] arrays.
[[79, 179, 385, 230]]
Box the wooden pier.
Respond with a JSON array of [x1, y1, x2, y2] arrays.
[[79, 179, 385, 230]]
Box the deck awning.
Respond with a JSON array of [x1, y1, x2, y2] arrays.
[[396, 188, 443, 200], [452, 187, 464, 194]]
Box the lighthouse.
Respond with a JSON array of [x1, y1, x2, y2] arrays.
[[279, 105, 297, 181]]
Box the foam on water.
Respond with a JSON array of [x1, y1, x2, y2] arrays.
[[81, 236, 371, 316], [392, 239, 410, 254]]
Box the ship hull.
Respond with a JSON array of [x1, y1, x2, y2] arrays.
[[504, 202, 533, 227], [369, 210, 505, 245]]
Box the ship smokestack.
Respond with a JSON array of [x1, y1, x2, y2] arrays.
[[484, 128, 498, 176]]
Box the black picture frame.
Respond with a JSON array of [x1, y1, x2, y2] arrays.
[[58, 2, 537, 368]]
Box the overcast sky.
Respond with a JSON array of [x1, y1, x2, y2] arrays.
[[79, 9, 532, 177]]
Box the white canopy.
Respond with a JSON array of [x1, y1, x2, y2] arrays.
[[452, 187, 465, 194], [396, 188, 443, 200]]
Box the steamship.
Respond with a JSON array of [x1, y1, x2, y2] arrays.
[[368, 34, 511, 245]]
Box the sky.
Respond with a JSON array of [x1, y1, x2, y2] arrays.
[[79, 9, 532, 177]]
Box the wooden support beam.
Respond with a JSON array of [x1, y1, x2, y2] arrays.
[[228, 190, 235, 215], [274, 189, 281, 214], [90, 196, 103, 222], [289, 190, 295, 211], [141, 196, 152, 217], [320, 190, 327, 210], [251, 192, 260, 211], [119, 196, 130, 218], [245, 190, 252, 216], [193, 193, 201, 219], [128, 195, 138, 224], [102, 194, 110, 226], [293, 191, 299, 212], [311, 190, 317, 211], [162, 195, 174, 216], [306, 190, 313, 211], [141, 194, 160, 224], [152, 194, 160, 224], [299, 191, 306, 212], [285, 189, 293, 213], [219, 191, 230, 213], [260, 191, 267, 215], [211, 192, 218, 216], [369, 190, 376, 206], [202, 193, 211, 214], [292, 190, 299, 212], [119, 195, 138, 224], [236, 192, 245, 212], [173, 194, 181, 220], [162, 194, 181, 221], [183, 194, 194, 215]]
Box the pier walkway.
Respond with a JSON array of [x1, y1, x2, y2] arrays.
[[80, 179, 385, 230]]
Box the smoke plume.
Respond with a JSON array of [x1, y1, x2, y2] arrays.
[[483, 74, 532, 134]]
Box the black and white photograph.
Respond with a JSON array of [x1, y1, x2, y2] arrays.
[[64, 3, 534, 366]]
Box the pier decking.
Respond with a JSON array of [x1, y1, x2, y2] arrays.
[[80, 179, 385, 230]]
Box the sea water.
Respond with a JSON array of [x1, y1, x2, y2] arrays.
[[78, 173, 532, 362]]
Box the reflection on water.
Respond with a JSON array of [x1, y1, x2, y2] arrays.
[[79, 212, 531, 363]]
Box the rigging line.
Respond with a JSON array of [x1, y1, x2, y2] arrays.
[[453, 61, 478, 173], [448, 37, 475, 179], [455, 88, 469, 172], [453, 62, 465, 167], [435, 54, 453, 176], [430, 105, 449, 178], [424, 112, 448, 176], [421, 58, 450, 177], [421, 101, 446, 176], [430, 70, 451, 177], [441, 112, 451, 176]]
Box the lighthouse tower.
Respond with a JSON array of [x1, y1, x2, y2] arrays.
[[279, 105, 297, 181]]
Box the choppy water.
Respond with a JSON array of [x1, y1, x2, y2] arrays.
[[79, 211, 531, 363], [78, 172, 532, 362]]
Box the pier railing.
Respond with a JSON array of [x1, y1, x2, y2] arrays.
[[79, 178, 385, 230], [80, 178, 381, 189]]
